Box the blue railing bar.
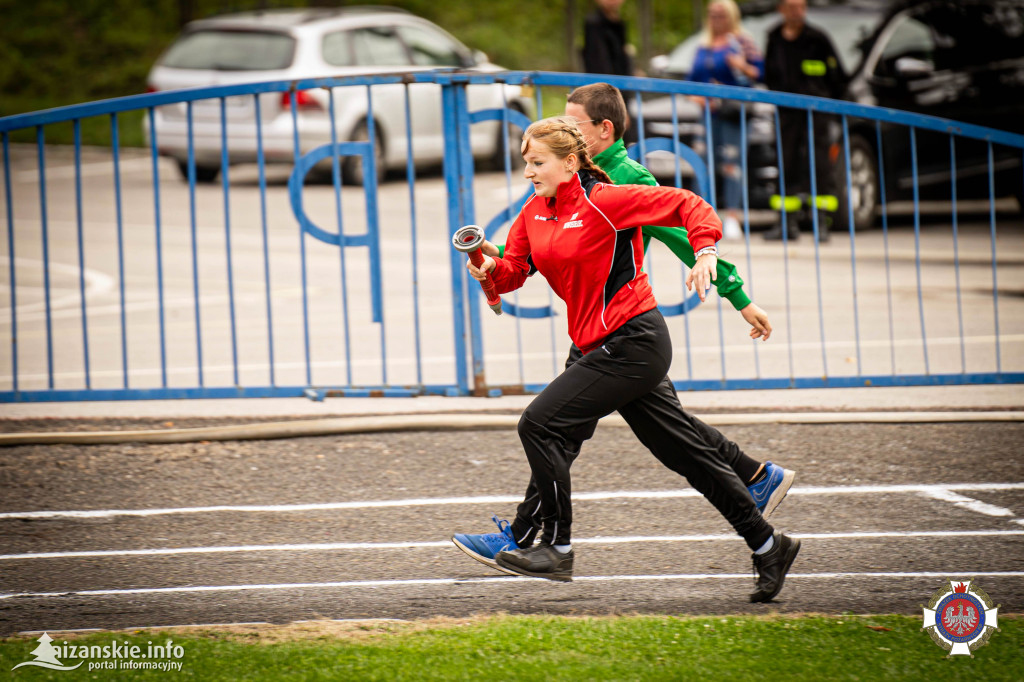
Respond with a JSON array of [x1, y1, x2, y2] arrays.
[[405, 86, 424, 386], [949, 136, 966, 374], [365, 85, 387, 385], [218, 98, 240, 386], [987, 141, 1001, 374], [806, 111, 829, 378], [328, 88, 354, 386], [875, 121, 896, 376], [110, 114, 129, 388], [147, 108, 167, 388], [455, 85, 487, 392], [442, 84, 469, 394], [739, 103, 760, 378], [253, 94, 276, 386], [6, 372, 1024, 403], [671, 94, 693, 381], [2, 133, 15, 392], [702, 101, 717, 210], [841, 115, 862, 376], [186, 102, 204, 386], [73, 120, 92, 389], [910, 127, 930, 374], [4, 73, 1024, 151], [703, 98, 727, 381], [773, 108, 795, 379], [0, 383, 463, 403], [499, 90, 526, 385], [36, 127, 55, 389], [289, 90, 313, 386]]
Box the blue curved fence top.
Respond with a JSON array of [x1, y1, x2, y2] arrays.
[[3, 71, 1024, 151]]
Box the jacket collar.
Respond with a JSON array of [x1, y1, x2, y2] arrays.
[[545, 169, 600, 211], [592, 138, 627, 170]]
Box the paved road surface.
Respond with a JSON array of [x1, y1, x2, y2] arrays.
[[1, 419, 1021, 634]]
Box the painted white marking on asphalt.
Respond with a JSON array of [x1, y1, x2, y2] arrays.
[[2, 529, 1022, 561], [2, 482, 1022, 520], [3, 571, 1023, 601], [920, 489, 1016, 517]]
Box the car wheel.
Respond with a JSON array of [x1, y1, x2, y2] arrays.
[[342, 120, 385, 187], [176, 160, 220, 184], [846, 134, 879, 231], [490, 105, 526, 171]]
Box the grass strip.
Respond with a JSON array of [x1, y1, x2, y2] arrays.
[[1, 614, 1020, 681]]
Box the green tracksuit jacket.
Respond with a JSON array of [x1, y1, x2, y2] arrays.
[[499, 138, 752, 310]]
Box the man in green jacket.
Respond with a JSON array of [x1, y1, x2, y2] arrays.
[[487, 83, 771, 340], [453, 83, 794, 577]]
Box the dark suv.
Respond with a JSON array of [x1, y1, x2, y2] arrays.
[[644, 0, 1024, 229]]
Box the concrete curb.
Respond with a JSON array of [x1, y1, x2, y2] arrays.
[[1, 411, 1021, 446]]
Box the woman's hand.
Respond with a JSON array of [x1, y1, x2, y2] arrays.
[[686, 252, 718, 301], [740, 302, 772, 341], [467, 254, 496, 282]]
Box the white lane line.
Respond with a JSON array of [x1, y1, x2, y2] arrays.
[[919, 490, 1016, 517], [3, 529, 1022, 562], [3, 571, 1023, 601], [3, 482, 1022, 520]]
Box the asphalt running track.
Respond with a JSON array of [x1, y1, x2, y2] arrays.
[[0, 419, 1022, 634]]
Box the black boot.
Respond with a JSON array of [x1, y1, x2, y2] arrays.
[[813, 209, 832, 243], [750, 531, 801, 602]]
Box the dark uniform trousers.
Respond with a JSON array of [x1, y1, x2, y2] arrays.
[[509, 308, 774, 551]]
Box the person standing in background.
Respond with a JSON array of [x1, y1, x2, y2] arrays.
[[688, 0, 764, 240], [583, 0, 638, 142], [582, 0, 634, 77], [763, 0, 847, 241]]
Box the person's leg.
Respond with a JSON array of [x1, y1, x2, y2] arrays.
[[510, 345, 594, 547], [618, 379, 773, 551], [494, 311, 672, 580], [714, 116, 743, 215], [765, 108, 807, 240]]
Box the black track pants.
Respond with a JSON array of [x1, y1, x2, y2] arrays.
[[511, 309, 773, 551]]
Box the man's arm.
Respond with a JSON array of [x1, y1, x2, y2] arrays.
[[641, 225, 751, 311]]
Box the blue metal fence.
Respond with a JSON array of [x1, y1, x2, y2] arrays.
[[1, 71, 1022, 402]]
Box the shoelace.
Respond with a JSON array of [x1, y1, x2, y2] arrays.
[[491, 514, 516, 546]]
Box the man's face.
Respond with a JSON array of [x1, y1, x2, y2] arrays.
[[564, 101, 602, 156], [779, 0, 806, 26]]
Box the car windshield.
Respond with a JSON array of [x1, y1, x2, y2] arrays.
[[666, 8, 880, 77], [161, 30, 296, 71]]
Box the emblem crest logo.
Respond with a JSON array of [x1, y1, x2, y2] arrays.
[[922, 578, 999, 656]]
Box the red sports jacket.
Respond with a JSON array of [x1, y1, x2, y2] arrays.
[[489, 170, 722, 353]]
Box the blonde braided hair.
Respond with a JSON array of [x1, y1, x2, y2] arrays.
[[521, 116, 612, 184]]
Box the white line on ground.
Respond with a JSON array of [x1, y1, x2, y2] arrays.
[[2, 482, 1021, 520], [17, 619, 406, 635], [3, 571, 1023, 601], [2, 529, 1022, 561], [919, 489, 1016, 517]]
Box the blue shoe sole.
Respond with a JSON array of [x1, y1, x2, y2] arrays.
[[451, 536, 519, 576]]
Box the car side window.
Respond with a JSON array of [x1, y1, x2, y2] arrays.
[[322, 30, 354, 67], [875, 15, 935, 78], [352, 26, 409, 67], [395, 25, 465, 67]]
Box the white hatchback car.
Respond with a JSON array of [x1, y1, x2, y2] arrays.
[[145, 7, 531, 184]]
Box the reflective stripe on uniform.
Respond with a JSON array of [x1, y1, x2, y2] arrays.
[[770, 195, 803, 212], [802, 59, 827, 76]]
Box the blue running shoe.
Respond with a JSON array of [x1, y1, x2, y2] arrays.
[[748, 462, 795, 518], [452, 515, 521, 575]]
